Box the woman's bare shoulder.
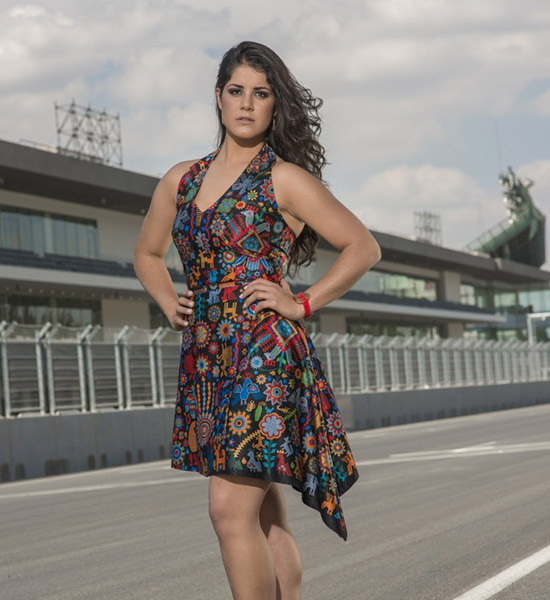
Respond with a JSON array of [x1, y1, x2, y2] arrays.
[[161, 158, 200, 186], [272, 153, 300, 173], [271, 153, 324, 204], [151, 159, 201, 208], [272, 153, 320, 182]]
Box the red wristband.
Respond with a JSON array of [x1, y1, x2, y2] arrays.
[[296, 292, 312, 319]]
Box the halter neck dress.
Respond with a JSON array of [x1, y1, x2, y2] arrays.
[[171, 140, 359, 539]]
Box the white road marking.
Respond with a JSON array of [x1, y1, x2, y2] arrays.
[[355, 441, 550, 466], [0, 459, 172, 489], [451, 543, 550, 600], [450, 440, 497, 451], [390, 441, 549, 457], [0, 476, 203, 500]]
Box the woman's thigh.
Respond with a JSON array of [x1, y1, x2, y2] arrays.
[[209, 474, 273, 527]]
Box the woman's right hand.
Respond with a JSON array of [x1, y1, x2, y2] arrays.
[[169, 289, 195, 331]]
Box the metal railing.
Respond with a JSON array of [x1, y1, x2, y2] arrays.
[[1, 321, 549, 417], [0, 321, 181, 417]]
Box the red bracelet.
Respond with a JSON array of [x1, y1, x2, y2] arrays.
[[295, 292, 312, 319]]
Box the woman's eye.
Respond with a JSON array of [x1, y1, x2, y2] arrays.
[[227, 89, 269, 98]]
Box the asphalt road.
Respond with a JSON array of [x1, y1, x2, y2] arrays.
[[1, 404, 550, 600]]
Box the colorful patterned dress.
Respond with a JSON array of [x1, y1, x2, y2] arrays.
[[170, 140, 359, 539]]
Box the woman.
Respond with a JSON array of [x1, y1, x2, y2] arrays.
[[134, 41, 381, 600]]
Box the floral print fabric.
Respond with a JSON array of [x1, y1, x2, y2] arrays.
[[171, 140, 359, 539]]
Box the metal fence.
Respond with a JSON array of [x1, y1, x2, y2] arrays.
[[1, 321, 549, 417], [0, 321, 181, 417], [312, 333, 550, 394]]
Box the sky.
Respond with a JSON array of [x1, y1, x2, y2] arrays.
[[1, 0, 550, 264]]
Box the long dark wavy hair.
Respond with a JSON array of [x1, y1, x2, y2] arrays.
[[214, 40, 328, 279]]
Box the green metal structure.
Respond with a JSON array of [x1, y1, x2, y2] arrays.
[[464, 167, 546, 267]]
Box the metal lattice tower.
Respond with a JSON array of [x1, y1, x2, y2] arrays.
[[414, 210, 442, 245], [54, 99, 123, 166]]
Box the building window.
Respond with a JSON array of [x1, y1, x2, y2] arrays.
[[460, 284, 490, 309], [0, 204, 99, 259], [493, 289, 519, 312], [346, 316, 443, 339], [0, 294, 102, 327], [518, 287, 550, 313], [355, 269, 439, 302]]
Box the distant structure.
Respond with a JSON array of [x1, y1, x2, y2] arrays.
[[414, 210, 442, 245], [54, 100, 123, 167], [464, 167, 546, 267]]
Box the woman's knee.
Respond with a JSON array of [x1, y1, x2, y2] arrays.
[[208, 475, 268, 539], [209, 484, 235, 536]]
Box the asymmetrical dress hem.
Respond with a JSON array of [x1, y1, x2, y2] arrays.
[[171, 462, 359, 540]]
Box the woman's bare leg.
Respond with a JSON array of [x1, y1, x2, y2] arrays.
[[260, 484, 302, 600], [209, 473, 276, 600]]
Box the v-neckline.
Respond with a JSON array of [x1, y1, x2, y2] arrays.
[[192, 141, 267, 214]]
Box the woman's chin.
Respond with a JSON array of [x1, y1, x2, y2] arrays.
[[226, 128, 268, 142]]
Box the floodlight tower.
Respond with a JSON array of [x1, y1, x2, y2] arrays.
[[54, 99, 123, 166], [414, 210, 442, 246]]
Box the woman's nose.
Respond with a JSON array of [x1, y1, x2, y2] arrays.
[[240, 93, 254, 110]]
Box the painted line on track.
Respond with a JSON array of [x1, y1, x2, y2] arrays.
[[451, 543, 550, 599], [355, 441, 550, 466], [0, 475, 204, 500], [0, 460, 173, 490]]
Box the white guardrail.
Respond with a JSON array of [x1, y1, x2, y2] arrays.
[[0, 320, 549, 417]]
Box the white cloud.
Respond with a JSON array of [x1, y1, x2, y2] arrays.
[[123, 102, 218, 175], [348, 164, 502, 250], [529, 89, 550, 115], [518, 160, 550, 192]]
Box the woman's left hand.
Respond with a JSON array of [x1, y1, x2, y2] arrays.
[[239, 278, 304, 321]]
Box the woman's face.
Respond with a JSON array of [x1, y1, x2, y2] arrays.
[[216, 64, 276, 141]]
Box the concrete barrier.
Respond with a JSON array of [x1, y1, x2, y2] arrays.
[[1, 381, 549, 482], [0, 407, 173, 482], [337, 381, 550, 430]]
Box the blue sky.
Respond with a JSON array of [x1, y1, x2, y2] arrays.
[[1, 0, 549, 264]]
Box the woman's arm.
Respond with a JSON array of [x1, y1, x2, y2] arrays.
[[133, 161, 196, 330], [271, 161, 382, 317]]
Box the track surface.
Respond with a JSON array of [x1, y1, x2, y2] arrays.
[[1, 404, 550, 599]]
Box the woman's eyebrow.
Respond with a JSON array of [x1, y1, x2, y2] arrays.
[[228, 83, 272, 91]]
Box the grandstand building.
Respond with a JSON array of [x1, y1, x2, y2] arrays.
[[1, 137, 549, 341]]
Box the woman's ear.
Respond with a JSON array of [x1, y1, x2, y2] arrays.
[[215, 87, 222, 111]]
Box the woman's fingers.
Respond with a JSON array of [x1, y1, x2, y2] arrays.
[[242, 289, 272, 309], [168, 289, 195, 330], [177, 302, 193, 315], [240, 280, 277, 303], [172, 315, 187, 329], [179, 290, 195, 308]]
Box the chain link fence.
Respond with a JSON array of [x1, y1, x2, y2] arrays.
[[1, 321, 549, 417]]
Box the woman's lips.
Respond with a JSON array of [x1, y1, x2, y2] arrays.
[[237, 118, 254, 123]]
